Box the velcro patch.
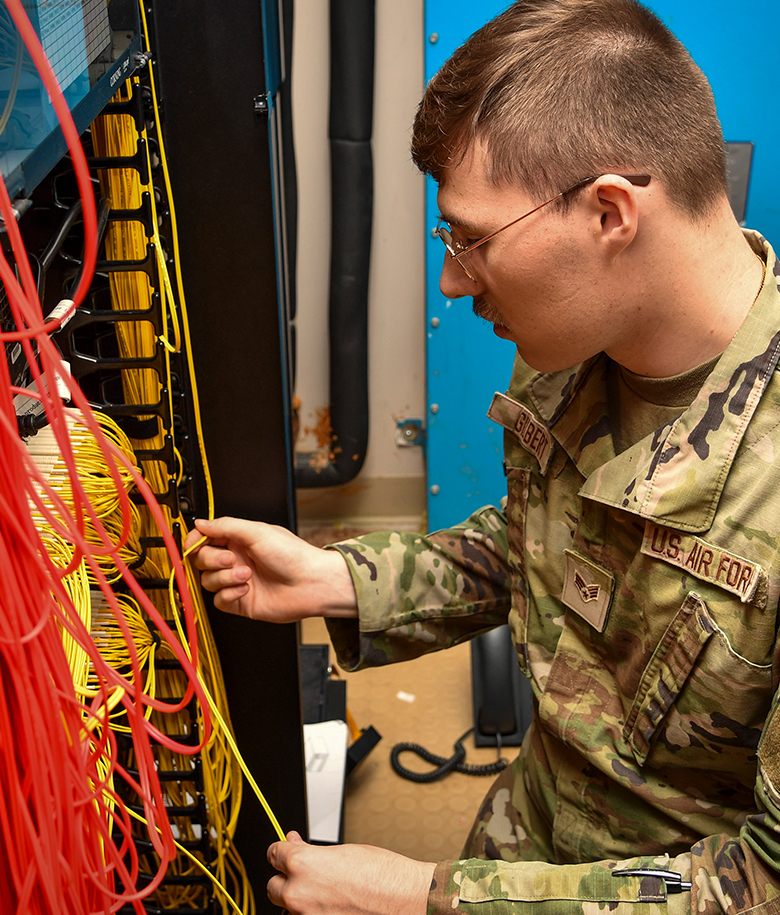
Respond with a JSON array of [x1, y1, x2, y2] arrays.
[[562, 551, 614, 632], [642, 522, 766, 606], [487, 392, 552, 474]]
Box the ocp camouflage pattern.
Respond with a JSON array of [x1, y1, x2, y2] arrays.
[[325, 231, 780, 913]]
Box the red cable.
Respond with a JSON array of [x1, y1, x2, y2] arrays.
[[3, 0, 97, 309], [0, 3, 215, 910]]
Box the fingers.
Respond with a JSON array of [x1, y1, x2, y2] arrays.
[[267, 833, 307, 880], [182, 527, 204, 553], [185, 519, 244, 576], [200, 565, 251, 604], [191, 547, 249, 593], [267, 834, 308, 911], [265, 839, 434, 915], [191, 542, 237, 573], [208, 582, 252, 614], [184, 516, 251, 552], [183, 520, 252, 605], [267, 835, 301, 872], [267, 873, 287, 909]]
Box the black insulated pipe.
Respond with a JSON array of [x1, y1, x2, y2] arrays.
[[295, 0, 375, 487]]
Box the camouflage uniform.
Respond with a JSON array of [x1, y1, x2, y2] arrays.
[[325, 231, 780, 914]]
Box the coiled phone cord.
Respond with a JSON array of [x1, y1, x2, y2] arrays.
[[390, 727, 508, 783]]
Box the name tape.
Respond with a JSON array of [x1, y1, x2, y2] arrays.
[[488, 392, 552, 474]]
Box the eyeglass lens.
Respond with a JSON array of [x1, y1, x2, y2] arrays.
[[436, 223, 476, 279]]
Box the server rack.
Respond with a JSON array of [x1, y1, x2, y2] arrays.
[[148, 0, 307, 896]]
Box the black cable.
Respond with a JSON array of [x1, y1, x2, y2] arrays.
[[390, 728, 508, 783]]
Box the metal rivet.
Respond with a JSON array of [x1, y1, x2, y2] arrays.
[[429, 32, 439, 44], [431, 317, 440, 328], [430, 484, 441, 495], [430, 403, 440, 414]]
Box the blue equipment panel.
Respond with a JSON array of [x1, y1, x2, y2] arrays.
[[424, 0, 780, 532], [0, 0, 142, 200]]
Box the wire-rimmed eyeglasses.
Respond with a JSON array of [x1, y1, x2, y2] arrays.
[[435, 174, 652, 281]]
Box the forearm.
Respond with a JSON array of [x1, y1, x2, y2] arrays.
[[428, 854, 693, 915], [323, 504, 512, 670]]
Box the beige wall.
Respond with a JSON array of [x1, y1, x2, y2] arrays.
[[291, 0, 428, 528]]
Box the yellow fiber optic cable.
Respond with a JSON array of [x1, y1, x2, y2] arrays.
[[138, 0, 215, 519], [12, 40, 254, 915], [174, 540, 287, 844], [126, 806, 245, 915]]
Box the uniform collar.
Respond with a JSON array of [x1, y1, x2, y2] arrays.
[[528, 230, 780, 533]]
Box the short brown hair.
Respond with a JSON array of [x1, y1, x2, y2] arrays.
[[411, 0, 728, 218]]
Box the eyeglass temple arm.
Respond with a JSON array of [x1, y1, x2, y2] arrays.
[[566, 173, 651, 193], [455, 173, 652, 260]]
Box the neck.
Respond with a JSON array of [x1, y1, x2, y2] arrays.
[[609, 201, 764, 378]]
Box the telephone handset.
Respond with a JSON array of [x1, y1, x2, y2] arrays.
[[471, 625, 533, 747]]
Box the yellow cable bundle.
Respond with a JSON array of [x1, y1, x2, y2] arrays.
[[42, 529, 92, 686], [24, 412, 144, 583], [24, 410, 145, 696], [88, 592, 159, 728], [89, 72, 255, 914]]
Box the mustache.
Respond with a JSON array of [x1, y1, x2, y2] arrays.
[[472, 296, 504, 325]]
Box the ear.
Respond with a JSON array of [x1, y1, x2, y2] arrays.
[[585, 175, 641, 256]]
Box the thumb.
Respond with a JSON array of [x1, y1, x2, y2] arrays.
[[193, 517, 224, 536], [286, 830, 306, 844], [194, 515, 254, 544]]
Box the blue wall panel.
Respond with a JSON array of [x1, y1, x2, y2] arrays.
[[424, 0, 780, 532]]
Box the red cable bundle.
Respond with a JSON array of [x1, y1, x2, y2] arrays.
[[0, 2, 212, 911]]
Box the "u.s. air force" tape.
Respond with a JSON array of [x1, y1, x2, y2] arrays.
[[642, 522, 766, 606]]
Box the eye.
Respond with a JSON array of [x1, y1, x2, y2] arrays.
[[448, 226, 480, 249], [436, 217, 482, 253]]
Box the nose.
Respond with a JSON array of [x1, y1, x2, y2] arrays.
[[438, 253, 484, 300]]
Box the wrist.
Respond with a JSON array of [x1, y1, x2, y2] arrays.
[[311, 547, 359, 619], [410, 861, 436, 915]]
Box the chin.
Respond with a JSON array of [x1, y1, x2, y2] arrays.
[[517, 347, 582, 374]]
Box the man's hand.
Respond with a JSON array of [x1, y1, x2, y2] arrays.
[[267, 832, 435, 915], [184, 517, 358, 623]]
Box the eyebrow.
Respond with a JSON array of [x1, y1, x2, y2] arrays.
[[437, 210, 490, 237]]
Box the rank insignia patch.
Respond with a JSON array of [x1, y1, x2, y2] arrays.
[[574, 571, 601, 603], [562, 551, 615, 632]]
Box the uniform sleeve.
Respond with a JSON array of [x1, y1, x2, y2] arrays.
[[426, 687, 780, 915], [323, 504, 512, 671]]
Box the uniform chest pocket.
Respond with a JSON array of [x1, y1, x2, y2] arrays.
[[624, 592, 716, 766]]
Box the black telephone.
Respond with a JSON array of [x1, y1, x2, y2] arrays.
[[471, 625, 534, 747]]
